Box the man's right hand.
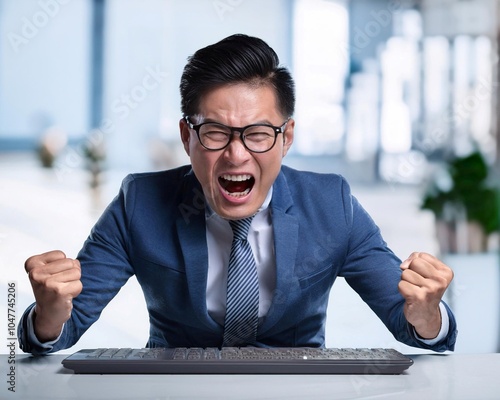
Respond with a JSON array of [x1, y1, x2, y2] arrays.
[[24, 250, 82, 342]]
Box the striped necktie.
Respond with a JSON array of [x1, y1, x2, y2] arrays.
[[222, 216, 259, 347]]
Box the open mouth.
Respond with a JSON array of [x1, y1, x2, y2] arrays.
[[218, 174, 255, 197]]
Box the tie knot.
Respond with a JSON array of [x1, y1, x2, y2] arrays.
[[229, 216, 254, 240]]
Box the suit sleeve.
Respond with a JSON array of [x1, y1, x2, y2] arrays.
[[18, 175, 137, 355], [338, 178, 457, 352]]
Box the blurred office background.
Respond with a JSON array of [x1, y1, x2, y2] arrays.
[[1, 0, 499, 354]]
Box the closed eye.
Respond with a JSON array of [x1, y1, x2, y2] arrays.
[[202, 131, 230, 142], [244, 132, 274, 142]]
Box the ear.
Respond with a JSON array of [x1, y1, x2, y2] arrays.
[[282, 118, 294, 157], [179, 118, 191, 156]]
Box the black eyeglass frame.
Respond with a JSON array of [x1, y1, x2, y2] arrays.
[[185, 116, 289, 153]]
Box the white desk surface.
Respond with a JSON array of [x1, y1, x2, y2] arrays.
[[3, 352, 500, 399]]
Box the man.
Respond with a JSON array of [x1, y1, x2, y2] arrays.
[[19, 34, 457, 355]]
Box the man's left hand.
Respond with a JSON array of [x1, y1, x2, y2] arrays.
[[398, 252, 454, 339]]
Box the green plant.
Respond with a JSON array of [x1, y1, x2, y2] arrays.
[[422, 151, 500, 238]]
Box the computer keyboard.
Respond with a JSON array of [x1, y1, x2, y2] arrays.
[[62, 347, 413, 375]]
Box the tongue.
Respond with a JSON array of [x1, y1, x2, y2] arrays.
[[219, 176, 254, 194], [225, 180, 250, 193]]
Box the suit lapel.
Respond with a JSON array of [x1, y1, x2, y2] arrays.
[[176, 171, 221, 332], [259, 170, 299, 335]]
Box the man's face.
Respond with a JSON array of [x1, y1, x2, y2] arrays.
[[180, 83, 294, 220]]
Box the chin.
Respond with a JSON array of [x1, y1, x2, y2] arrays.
[[219, 208, 255, 220], [213, 201, 260, 220]]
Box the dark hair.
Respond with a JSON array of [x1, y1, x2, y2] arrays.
[[180, 34, 295, 119]]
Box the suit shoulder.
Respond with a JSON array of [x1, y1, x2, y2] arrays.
[[280, 165, 350, 191], [278, 165, 355, 222], [117, 165, 199, 207], [277, 165, 357, 234], [121, 165, 193, 188]]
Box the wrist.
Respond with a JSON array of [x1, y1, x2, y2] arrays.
[[33, 306, 65, 342], [413, 308, 442, 340]]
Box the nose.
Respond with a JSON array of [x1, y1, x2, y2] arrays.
[[222, 133, 251, 165]]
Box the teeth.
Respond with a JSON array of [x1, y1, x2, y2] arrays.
[[224, 188, 251, 197], [221, 174, 252, 182]]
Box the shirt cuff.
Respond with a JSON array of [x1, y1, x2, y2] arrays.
[[414, 302, 450, 345], [26, 306, 64, 349]]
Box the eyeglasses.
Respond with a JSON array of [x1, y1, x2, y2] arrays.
[[185, 116, 289, 153]]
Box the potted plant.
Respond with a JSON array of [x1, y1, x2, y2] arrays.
[[421, 150, 500, 353], [421, 151, 500, 254]]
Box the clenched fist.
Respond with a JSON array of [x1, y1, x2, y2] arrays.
[[25, 250, 82, 342], [399, 252, 453, 339]]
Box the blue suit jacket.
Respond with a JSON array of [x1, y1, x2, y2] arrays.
[[19, 165, 457, 354]]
